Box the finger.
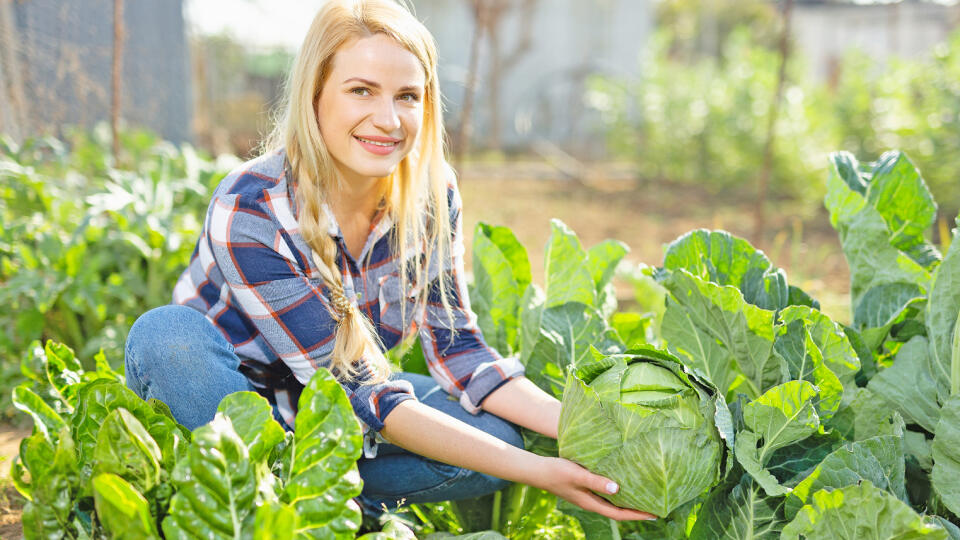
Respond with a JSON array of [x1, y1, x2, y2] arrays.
[[583, 471, 620, 497], [575, 490, 658, 522]]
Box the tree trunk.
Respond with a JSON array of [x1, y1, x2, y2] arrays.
[[753, 0, 792, 246], [112, 0, 125, 160], [453, 0, 485, 173]]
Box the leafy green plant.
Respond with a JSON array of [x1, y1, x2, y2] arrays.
[[558, 348, 729, 517]]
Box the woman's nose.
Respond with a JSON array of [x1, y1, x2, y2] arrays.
[[371, 98, 401, 132]]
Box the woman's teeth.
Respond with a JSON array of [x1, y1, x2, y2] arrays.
[[357, 137, 396, 147]]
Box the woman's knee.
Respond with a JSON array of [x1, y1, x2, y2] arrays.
[[124, 305, 234, 389]]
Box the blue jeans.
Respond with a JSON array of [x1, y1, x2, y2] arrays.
[[124, 305, 522, 511]]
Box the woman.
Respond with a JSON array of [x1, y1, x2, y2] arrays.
[[124, 0, 654, 522]]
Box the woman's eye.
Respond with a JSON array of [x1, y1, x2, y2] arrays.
[[350, 87, 370, 96], [398, 93, 421, 103]]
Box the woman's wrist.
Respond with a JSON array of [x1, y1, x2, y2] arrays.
[[480, 376, 561, 439]]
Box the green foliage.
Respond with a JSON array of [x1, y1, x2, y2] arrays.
[[590, 26, 960, 214], [0, 129, 236, 421], [11, 341, 371, 540]]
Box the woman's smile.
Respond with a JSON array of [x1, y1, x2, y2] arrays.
[[354, 134, 402, 155]]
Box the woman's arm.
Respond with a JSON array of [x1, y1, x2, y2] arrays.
[[480, 376, 561, 438], [380, 399, 657, 521]]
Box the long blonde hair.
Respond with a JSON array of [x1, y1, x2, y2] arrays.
[[265, 0, 455, 384]]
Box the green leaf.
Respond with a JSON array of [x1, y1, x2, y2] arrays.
[[827, 387, 904, 441], [773, 321, 843, 419], [743, 380, 820, 457], [524, 302, 622, 398], [777, 305, 860, 397], [557, 498, 621, 540], [544, 219, 595, 308], [471, 223, 529, 355], [868, 336, 942, 432], [587, 239, 629, 292], [662, 229, 790, 311], [662, 269, 780, 398], [253, 501, 298, 540], [736, 381, 822, 496], [282, 367, 364, 539], [94, 348, 124, 383], [865, 152, 940, 269], [358, 517, 419, 539], [689, 473, 786, 540], [854, 282, 925, 350], [610, 311, 653, 349], [932, 394, 960, 517], [21, 426, 80, 539], [825, 152, 933, 324], [781, 481, 948, 540], [661, 298, 738, 396], [161, 414, 258, 539], [92, 473, 161, 539], [217, 391, 285, 463], [93, 408, 163, 496], [926, 217, 960, 399], [71, 380, 187, 485], [12, 384, 66, 439], [787, 433, 908, 519], [477, 223, 531, 291], [519, 284, 545, 365]]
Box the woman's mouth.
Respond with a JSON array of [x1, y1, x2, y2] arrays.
[[355, 135, 400, 156]]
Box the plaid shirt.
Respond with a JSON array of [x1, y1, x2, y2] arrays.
[[172, 149, 524, 435]]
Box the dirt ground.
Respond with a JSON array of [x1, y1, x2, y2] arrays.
[[459, 163, 852, 324], [0, 427, 28, 540], [0, 164, 855, 537]]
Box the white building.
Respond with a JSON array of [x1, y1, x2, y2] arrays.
[[793, 0, 960, 82], [412, 0, 653, 157]]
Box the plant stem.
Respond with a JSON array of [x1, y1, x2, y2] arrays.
[[58, 298, 85, 349], [951, 310, 960, 396], [491, 489, 502, 532]]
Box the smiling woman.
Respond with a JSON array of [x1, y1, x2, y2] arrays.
[[123, 0, 655, 523]]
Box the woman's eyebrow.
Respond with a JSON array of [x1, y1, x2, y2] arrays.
[[342, 77, 422, 92]]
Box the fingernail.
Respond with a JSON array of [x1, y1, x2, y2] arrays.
[[606, 482, 618, 494], [644, 516, 658, 521]]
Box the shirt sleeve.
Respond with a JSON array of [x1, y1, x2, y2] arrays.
[[207, 193, 415, 432], [418, 183, 526, 414]]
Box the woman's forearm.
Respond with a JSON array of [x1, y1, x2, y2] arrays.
[[378, 398, 656, 521], [379, 399, 541, 485], [480, 376, 561, 438]]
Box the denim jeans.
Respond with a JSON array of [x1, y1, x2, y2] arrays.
[[124, 305, 522, 512]]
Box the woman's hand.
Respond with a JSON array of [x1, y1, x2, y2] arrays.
[[525, 456, 658, 522]]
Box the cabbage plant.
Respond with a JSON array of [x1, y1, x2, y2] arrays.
[[558, 347, 730, 518]]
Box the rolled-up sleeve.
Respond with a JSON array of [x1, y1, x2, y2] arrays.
[[418, 184, 526, 414], [208, 193, 415, 432]]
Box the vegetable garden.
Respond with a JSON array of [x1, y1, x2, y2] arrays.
[[2, 131, 959, 538]]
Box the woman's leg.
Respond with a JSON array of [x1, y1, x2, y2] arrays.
[[124, 304, 266, 431], [356, 372, 524, 512]]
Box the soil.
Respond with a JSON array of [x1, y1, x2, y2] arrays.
[[459, 165, 852, 323], [0, 427, 29, 540]]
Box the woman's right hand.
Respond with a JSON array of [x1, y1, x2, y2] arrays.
[[527, 456, 658, 522]]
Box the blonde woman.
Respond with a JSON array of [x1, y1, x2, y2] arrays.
[[124, 0, 654, 522]]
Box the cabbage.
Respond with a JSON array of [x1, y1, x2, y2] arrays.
[[558, 347, 728, 517]]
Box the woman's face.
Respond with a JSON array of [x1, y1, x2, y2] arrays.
[[317, 33, 426, 187]]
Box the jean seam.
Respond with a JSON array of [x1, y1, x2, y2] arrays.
[[125, 340, 148, 398], [362, 463, 472, 501]]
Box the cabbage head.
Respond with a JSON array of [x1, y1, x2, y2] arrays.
[[558, 347, 727, 517]]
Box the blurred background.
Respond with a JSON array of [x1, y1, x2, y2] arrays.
[[2, 0, 960, 414]]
